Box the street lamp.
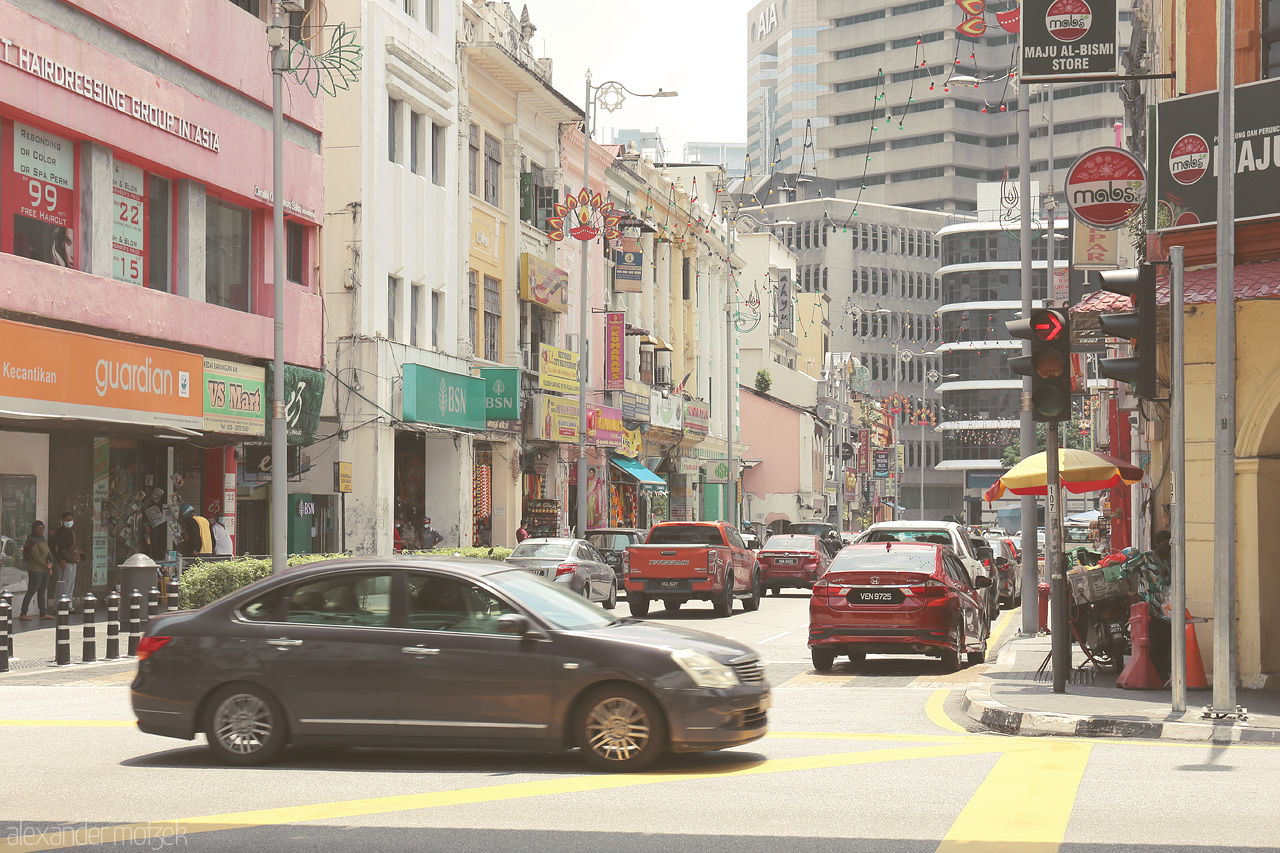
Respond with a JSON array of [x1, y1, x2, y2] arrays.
[[575, 72, 676, 537], [921, 370, 959, 519]]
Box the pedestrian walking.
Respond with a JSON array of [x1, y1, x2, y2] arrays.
[[516, 519, 530, 543], [18, 520, 55, 621], [49, 511, 81, 611], [210, 517, 233, 557], [421, 516, 444, 549], [179, 505, 213, 559]]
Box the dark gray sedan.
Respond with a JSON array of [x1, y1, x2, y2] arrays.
[[131, 557, 770, 771]]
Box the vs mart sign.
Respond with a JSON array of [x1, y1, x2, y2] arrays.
[[1019, 0, 1117, 81]]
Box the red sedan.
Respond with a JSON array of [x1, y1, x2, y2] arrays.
[[808, 542, 990, 672], [756, 534, 832, 594]]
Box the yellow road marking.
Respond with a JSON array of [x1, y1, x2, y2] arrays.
[[778, 671, 858, 687], [2, 743, 1008, 851], [768, 730, 980, 744], [925, 689, 969, 734], [936, 740, 1092, 852], [987, 606, 1016, 652], [0, 720, 135, 727]]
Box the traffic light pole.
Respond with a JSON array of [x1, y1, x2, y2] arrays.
[[1046, 423, 1069, 693]]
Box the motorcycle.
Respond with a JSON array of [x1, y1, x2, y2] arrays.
[[1068, 596, 1131, 672]]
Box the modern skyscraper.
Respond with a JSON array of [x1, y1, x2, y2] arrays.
[[683, 141, 749, 174], [747, 0, 827, 177]]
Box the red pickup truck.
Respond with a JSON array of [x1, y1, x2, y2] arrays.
[[624, 521, 761, 617]]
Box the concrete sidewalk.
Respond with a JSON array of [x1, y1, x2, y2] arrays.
[[962, 633, 1280, 743], [2, 608, 145, 671]]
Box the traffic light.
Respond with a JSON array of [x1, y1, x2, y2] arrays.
[[1007, 307, 1072, 422], [1093, 264, 1157, 399]]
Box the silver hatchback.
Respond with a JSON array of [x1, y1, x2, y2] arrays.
[[505, 538, 617, 609]]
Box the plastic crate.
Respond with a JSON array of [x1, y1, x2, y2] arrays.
[[1081, 566, 1130, 602]]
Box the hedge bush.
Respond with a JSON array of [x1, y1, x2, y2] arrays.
[[178, 548, 513, 610]]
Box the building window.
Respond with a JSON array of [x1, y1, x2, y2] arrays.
[[468, 269, 478, 354], [1265, 0, 1280, 78], [431, 290, 441, 349], [388, 97, 401, 163], [403, 0, 416, 17], [410, 283, 422, 347], [522, 163, 557, 231], [483, 133, 502, 207], [468, 124, 480, 196], [483, 274, 501, 362], [286, 219, 305, 284], [205, 197, 252, 313], [640, 347, 654, 384], [147, 174, 172, 292], [388, 275, 401, 340], [424, 0, 437, 32], [410, 111, 423, 175], [431, 122, 445, 186], [228, 0, 258, 14]]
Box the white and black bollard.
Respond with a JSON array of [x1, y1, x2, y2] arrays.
[[55, 594, 71, 666], [146, 585, 160, 626], [0, 595, 10, 672], [166, 574, 180, 612], [126, 589, 142, 657], [0, 589, 11, 663], [105, 589, 121, 661], [81, 592, 97, 664]]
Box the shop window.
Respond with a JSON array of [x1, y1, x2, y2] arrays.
[[640, 347, 654, 384], [410, 283, 423, 347], [205, 197, 252, 312], [148, 175, 172, 292], [6, 123, 77, 270], [286, 219, 305, 284], [521, 163, 557, 231], [388, 275, 401, 340], [483, 274, 501, 362], [410, 111, 423, 175]]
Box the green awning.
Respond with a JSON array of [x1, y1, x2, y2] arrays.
[[610, 455, 667, 490]]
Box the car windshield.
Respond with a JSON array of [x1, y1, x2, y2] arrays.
[[863, 529, 953, 548], [763, 535, 817, 552], [586, 533, 630, 551], [789, 523, 834, 537], [829, 549, 936, 574], [510, 542, 572, 559], [646, 525, 725, 546], [488, 569, 615, 631]]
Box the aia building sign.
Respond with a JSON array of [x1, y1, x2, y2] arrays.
[[1019, 0, 1117, 81], [1155, 78, 1280, 229]]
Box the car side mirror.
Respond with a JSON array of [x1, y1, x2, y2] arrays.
[[496, 613, 532, 636], [994, 556, 1008, 568], [974, 575, 992, 589], [976, 546, 993, 561]]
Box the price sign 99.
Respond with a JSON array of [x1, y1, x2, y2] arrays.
[[27, 178, 60, 215]]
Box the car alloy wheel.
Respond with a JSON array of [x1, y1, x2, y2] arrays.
[[712, 580, 734, 618], [603, 581, 617, 610], [205, 684, 286, 766], [577, 685, 666, 771]]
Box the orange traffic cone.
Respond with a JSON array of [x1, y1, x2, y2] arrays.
[[1185, 613, 1209, 690]]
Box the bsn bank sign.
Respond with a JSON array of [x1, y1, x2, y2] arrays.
[[402, 363, 486, 431]]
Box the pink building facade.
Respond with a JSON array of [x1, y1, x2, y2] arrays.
[[740, 386, 826, 536], [0, 0, 324, 598]]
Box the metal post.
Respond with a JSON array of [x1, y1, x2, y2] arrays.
[[1047, 425, 1068, 692], [167, 573, 181, 612], [270, 1, 288, 574], [55, 594, 71, 666], [126, 590, 142, 657], [726, 298, 737, 527], [575, 71, 593, 539], [1210, 0, 1238, 716], [920, 377, 928, 519], [105, 589, 120, 661], [0, 595, 10, 672], [1018, 78, 1039, 636], [1170, 245, 1187, 712], [81, 592, 97, 664], [1046, 84, 1057, 306], [836, 374, 846, 531]]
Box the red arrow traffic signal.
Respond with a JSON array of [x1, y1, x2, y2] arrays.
[[1034, 312, 1064, 341]]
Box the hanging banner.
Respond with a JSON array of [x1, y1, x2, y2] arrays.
[[614, 234, 643, 292], [266, 364, 326, 444], [605, 312, 625, 391], [619, 426, 643, 458], [1019, 0, 1118, 81], [518, 253, 569, 313], [481, 367, 521, 431], [873, 448, 893, 478]]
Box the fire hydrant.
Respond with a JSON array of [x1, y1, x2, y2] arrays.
[[1117, 601, 1163, 689], [1037, 582, 1051, 633]]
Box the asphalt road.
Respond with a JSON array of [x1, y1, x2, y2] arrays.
[[2, 592, 1276, 852]]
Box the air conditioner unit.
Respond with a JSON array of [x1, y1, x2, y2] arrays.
[[654, 365, 672, 386]]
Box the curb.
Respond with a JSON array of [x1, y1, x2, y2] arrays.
[[961, 678, 1280, 743]]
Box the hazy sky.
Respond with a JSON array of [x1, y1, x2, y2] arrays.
[[523, 1, 752, 158]]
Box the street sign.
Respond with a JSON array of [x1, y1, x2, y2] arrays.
[[1064, 147, 1146, 230], [1019, 0, 1118, 81]]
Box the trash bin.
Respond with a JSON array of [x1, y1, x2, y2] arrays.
[[112, 553, 160, 598]]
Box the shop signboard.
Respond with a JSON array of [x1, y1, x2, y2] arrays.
[[111, 161, 146, 285], [621, 387, 650, 422], [844, 467, 857, 502], [265, 364, 326, 444], [605, 312, 625, 391], [896, 444, 906, 474], [1154, 78, 1280, 229], [1019, 0, 1118, 82], [677, 458, 701, 476], [202, 358, 266, 436], [335, 461, 353, 493], [619, 427, 643, 458], [650, 390, 683, 431], [589, 405, 626, 449], [402, 363, 486, 431], [528, 393, 579, 443], [519, 253, 569, 313], [538, 343, 580, 395], [613, 234, 643, 292], [873, 448, 893, 478], [1071, 222, 1121, 270], [683, 398, 711, 435], [1064, 147, 1147, 230], [0, 318, 201, 429], [481, 367, 520, 431]]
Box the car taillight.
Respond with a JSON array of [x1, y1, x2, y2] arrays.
[[622, 551, 630, 573], [137, 636, 172, 660], [811, 581, 829, 605], [555, 563, 576, 576], [982, 558, 991, 569], [907, 581, 948, 599]]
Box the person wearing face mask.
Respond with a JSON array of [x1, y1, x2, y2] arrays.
[[49, 511, 82, 612]]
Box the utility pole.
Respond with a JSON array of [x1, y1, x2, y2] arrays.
[[269, 2, 288, 573]]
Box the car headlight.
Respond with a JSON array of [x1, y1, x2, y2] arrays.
[[670, 649, 739, 688]]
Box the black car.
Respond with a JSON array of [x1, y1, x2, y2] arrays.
[[584, 528, 647, 582], [131, 557, 770, 771]]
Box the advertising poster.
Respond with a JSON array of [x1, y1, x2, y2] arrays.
[[588, 405, 626, 449], [203, 358, 266, 436], [605, 312, 625, 391], [538, 343, 580, 394], [873, 448, 893, 478], [528, 393, 579, 443], [613, 234, 643, 292], [111, 161, 146, 285], [8, 123, 76, 269], [519, 253, 569, 313]]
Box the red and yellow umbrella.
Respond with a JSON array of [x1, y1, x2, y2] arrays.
[[983, 449, 1143, 502]]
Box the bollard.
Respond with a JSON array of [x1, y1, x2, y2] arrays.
[[146, 585, 160, 626], [105, 589, 121, 661], [0, 595, 9, 672], [55, 594, 71, 666], [1037, 581, 1051, 633], [1117, 601, 1163, 690], [167, 574, 181, 612], [126, 589, 142, 657], [1, 589, 12, 661], [81, 592, 97, 664]]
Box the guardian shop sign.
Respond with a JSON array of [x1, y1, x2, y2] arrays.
[[1019, 0, 1117, 81]]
